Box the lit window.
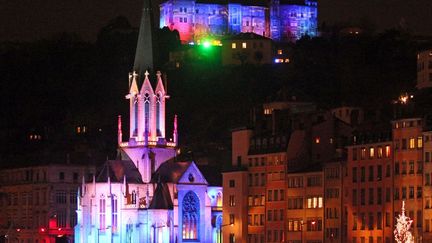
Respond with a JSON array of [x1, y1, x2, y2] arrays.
[[377, 146, 383, 158], [361, 148, 366, 159], [76, 126, 81, 134], [285, 58, 290, 63], [409, 138, 415, 149], [232, 43, 236, 49], [418, 136, 423, 148], [277, 49, 282, 55], [385, 146, 391, 158], [242, 42, 247, 48], [369, 147, 374, 158], [315, 137, 320, 144]]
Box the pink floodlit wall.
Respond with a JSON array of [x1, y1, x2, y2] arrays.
[[160, 0, 317, 43]]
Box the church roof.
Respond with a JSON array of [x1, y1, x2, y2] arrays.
[[148, 182, 174, 209], [96, 160, 143, 184], [151, 161, 191, 183]]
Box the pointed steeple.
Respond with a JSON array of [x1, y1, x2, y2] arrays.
[[134, 0, 157, 77]]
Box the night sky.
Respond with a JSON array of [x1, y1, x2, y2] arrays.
[[1, 0, 431, 42]]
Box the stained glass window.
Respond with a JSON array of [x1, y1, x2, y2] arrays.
[[182, 191, 199, 240]]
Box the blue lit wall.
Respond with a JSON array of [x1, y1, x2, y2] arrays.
[[276, 4, 317, 42], [159, 0, 317, 42]]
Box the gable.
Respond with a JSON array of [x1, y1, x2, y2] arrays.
[[177, 162, 208, 185]]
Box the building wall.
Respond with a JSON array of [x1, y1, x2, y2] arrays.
[[392, 118, 424, 241], [159, 0, 317, 43], [0, 164, 95, 243], [221, 36, 273, 66], [222, 171, 248, 243], [423, 131, 432, 241], [231, 128, 253, 168], [417, 49, 432, 89], [323, 161, 344, 243], [286, 171, 324, 243], [345, 141, 393, 243]]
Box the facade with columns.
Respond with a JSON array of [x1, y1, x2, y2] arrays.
[[74, 71, 223, 243]]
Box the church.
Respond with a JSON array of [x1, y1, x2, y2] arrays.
[[74, 0, 223, 242]]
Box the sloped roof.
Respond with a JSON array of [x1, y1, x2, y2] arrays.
[[148, 182, 174, 209], [151, 161, 191, 183], [223, 32, 271, 41], [96, 160, 143, 184]]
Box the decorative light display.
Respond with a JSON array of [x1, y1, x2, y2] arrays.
[[394, 201, 414, 243], [160, 0, 317, 43]]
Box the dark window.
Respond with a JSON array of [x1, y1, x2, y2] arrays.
[[59, 172, 65, 180], [229, 180, 235, 187], [352, 167, 358, 182]]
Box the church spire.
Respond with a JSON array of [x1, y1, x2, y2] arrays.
[[133, 0, 157, 77]]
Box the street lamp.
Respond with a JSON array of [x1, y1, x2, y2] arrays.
[[219, 223, 233, 243]]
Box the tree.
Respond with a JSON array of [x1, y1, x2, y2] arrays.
[[394, 201, 414, 243]]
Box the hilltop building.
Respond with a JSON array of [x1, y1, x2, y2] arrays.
[[159, 0, 317, 43], [74, 0, 223, 242]]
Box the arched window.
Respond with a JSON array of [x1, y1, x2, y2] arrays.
[[144, 93, 151, 134], [99, 196, 106, 231], [112, 195, 118, 233], [182, 191, 199, 240], [156, 92, 162, 136], [133, 96, 138, 136], [216, 192, 222, 207]]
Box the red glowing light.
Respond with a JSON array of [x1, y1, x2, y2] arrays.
[[16, 228, 21, 232], [40, 227, 46, 233]]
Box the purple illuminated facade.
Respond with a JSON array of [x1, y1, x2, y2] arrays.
[[160, 0, 317, 43]]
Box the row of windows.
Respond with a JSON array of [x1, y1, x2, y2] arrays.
[[325, 207, 339, 219], [248, 234, 264, 243], [287, 218, 323, 232], [325, 167, 340, 179], [352, 188, 391, 206], [352, 236, 391, 243], [287, 197, 303, 209], [248, 173, 265, 187], [248, 155, 286, 167], [248, 214, 264, 226], [267, 229, 285, 242], [0, 190, 53, 207], [268, 189, 285, 201], [394, 137, 423, 150], [394, 161, 423, 175], [325, 188, 340, 199], [267, 209, 284, 221], [394, 186, 422, 200], [352, 164, 389, 183], [248, 195, 265, 206], [394, 120, 422, 129], [352, 145, 391, 160], [307, 176, 322, 187], [352, 212, 386, 230]]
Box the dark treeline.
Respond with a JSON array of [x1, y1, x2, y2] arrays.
[[0, 16, 430, 167]]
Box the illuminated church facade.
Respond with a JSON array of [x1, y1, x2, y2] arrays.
[[74, 0, 223, 242], [160, 0, 317, 43]]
